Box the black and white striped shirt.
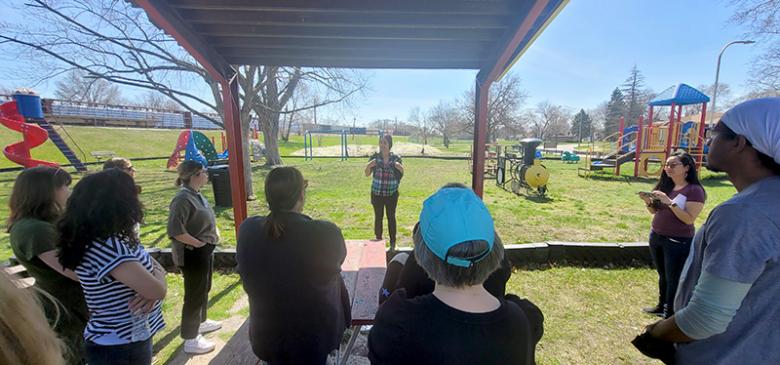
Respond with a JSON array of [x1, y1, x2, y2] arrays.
[[76, 236, 165, 343]]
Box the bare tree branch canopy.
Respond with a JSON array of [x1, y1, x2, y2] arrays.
[[55, 69, 124, 104], [529, 101, 571, 140], [461, 74, 528, 141], [427, 101, 460, 148], [1, 0, 368, 197], [729, 0, 780, 92]]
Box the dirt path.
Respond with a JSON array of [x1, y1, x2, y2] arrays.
[[291, 142, 442, 157]]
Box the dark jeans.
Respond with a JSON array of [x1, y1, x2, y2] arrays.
[[180, 244, 215, 339], [371, 191, 399, 250], [648, 231, 693, 317], [84, 338, 152, 365]]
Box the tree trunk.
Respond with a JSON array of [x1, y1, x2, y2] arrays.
[[239, 118, 255, 199], [261, 110, 283, 166]]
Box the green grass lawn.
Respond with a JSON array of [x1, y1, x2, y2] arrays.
[[153, 273, 244, 365], [152, 268, 660, 364], [0, 156, 736, 261]]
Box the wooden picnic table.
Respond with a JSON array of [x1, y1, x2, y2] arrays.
[[211, 240, 387, 365]]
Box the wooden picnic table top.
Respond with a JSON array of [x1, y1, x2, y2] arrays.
[[210, 239, 387, 364]]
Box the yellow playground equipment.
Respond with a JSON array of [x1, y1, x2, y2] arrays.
[[579, 83, 712, 178]]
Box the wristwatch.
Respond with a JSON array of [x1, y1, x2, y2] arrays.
[[669, 202, 678, 208]]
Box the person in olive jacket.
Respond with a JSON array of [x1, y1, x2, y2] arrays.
[[167, 160, 221, 354]]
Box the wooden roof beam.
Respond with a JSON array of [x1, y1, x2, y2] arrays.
[[167, 0, 521, 15]]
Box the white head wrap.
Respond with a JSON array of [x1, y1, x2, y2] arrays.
[[720, 97, 780, 164]]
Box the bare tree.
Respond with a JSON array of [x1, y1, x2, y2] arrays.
[[729, 0, 780, 91], [408, 106, 431, 153], [427, 101, 459, 148], [135, 90, 182, 110], [0, 0, 367, 197], [529, 101, 570, 140], [54, 69, 123, 104], [460, 74, 527, 141], [685, 83, 732, 115], [621, 65, 649, 125]]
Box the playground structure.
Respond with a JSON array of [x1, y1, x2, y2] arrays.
[[303, 129, 349, 161], [496, 138, 549, 196], [0, 93, 87, 172], [167, 130, 229, 169], [579, 83, 711, 178]]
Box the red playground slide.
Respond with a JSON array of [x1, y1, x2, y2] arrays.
[[0, 101, 58, 168]]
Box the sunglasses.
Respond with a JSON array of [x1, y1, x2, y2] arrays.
[[665, 162, 682, 168]]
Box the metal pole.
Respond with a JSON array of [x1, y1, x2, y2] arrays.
[[711, 40, 755, 124]]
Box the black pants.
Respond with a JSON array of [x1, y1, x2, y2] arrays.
[[85, 338, 152, 365], [371, 191, 399, 250], [648, 231, 692, 317], [180, 244, 215, 339]]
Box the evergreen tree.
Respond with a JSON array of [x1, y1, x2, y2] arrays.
[[621, 65, 647, 126], [604, 88, 626, 139], [570, 109, 593, 142]]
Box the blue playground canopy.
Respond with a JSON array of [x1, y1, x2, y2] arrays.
[[648, 83, 710, 106]]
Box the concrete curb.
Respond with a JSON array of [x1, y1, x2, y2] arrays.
[[146, 241, 652, 272]]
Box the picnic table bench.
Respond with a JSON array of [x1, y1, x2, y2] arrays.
[[2, 258, 35, 289], [211, 240, 387, 365]]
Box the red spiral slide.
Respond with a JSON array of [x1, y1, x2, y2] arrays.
[[0, 100, 58, 168]]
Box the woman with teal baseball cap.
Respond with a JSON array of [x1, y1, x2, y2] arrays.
[[368, 185, 544, 365]]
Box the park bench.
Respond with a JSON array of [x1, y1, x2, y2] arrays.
[[2, 258, 35, 289], [90, 150, 116, 161], [211, 240, 387, 365]]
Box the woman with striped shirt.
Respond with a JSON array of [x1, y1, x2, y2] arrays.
[[58, 169, 166, 365]]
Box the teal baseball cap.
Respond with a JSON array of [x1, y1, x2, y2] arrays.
[[419, 187, 495, 268]]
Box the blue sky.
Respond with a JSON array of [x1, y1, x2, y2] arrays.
[[328, 0, 764, 122], [0, 0, 764, 125]]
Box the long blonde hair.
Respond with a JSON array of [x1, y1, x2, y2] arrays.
[[0, 272, 66, 365]]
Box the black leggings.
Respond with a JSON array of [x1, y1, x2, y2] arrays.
[[371, 191, 399, 250], [648, 231, 693, 317], [180, 244, 215, 339]]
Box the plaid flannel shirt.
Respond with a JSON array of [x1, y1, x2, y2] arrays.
[[371, 153, 401, 196]]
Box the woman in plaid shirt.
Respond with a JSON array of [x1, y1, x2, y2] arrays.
[[365, 134, 404, 251]]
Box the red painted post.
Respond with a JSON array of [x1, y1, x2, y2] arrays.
[[221, 132, 226, 151], [697, 102, 707, 169], [646, 106, 654, 149], [471, 79, 490, 198], [221, 76, 248, 232], [616, 116, 625, 176], [665, 103, 676, 160], [634, 115, 644, 177]]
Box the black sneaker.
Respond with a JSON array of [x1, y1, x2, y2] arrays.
[[642, 304, 664, 317]]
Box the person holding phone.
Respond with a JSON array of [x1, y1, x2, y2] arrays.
[[639, 151, 706, 318], [365, 134, 404, 251]]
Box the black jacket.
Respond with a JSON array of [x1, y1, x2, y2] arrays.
[[237, 212, 351, 364]]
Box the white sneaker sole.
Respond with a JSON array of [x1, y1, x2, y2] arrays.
[[184, 345, 215, 355], [199, 324, 222, 334]]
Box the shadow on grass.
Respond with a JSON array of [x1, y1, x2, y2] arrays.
[[152, 278, 243, 355], [524, 195, 553, 203]]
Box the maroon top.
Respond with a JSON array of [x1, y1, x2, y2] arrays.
[[651, 184, 706, 238]]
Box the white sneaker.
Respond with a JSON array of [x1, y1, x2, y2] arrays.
[[198, 319, 222, 334], [183, 334, 215, 354]]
